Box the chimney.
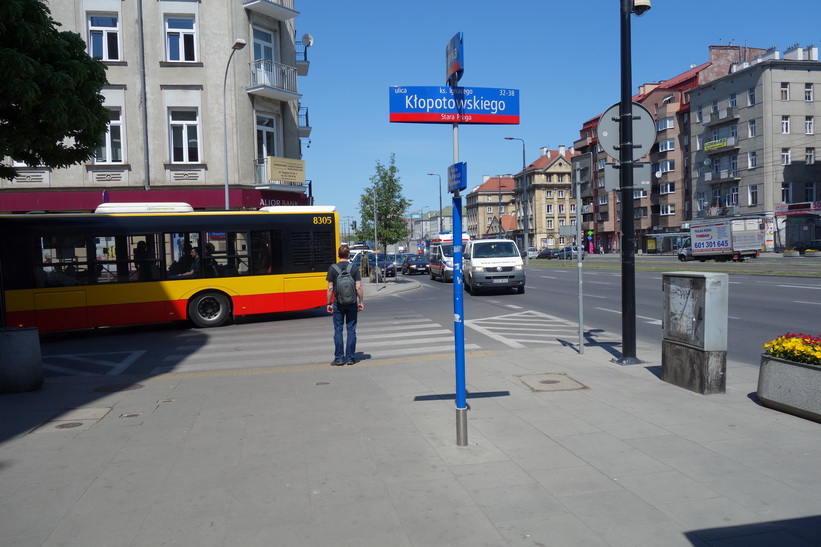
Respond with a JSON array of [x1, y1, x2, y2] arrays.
[[483, 175, 490, 183], [558, 145, 566, 157], [540, 147, 549, 157]]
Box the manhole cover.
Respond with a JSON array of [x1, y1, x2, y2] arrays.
[[92, 383, 144, 393], [55, 422, 83, 429], [517, 373, 587, 392]]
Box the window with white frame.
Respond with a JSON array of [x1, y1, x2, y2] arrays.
[[499, 205, 504, 213], [558, 219, 565, 227], [546, 190, 553, 198], [486, 195, 493, 202], [748, 185, 759, 206], [713, 189, 722, 206], [660, 182, 675, 194], [633, 189, 647, 199], [696, 135, 703, 150], [695, 106, 703, 123], [659, 138, 675, 152], [781, 115, 790, 134], [748, 119, 757, 137], [656, 117, 674, 131], [696, 192, 707, 211], [558, 204, 565, 214], [711, 100, 718, 113], [729, 93, 737, 107], [598, 194, 608, 205], [806, 83, 814, 102], [486, 206, 492, 213], [486, 217, 492, 225], [655, 160, 675, 173], [596, 159, 606, 170], [729, 155, 738, 176], [807, 147, 816, 165], [782, 182, 791, 203], [557, 190, 565, 198], [660, 204, 675, 216], [748, 87, 756, 106], [88, 14, 120, 61], [546, 219, 554, 229], [806, 116, 814, 134], [730, 125, 737, 139], [780, 82, 790, 101], [95, 107, 123, 163], [782, 148, 791, 165], [545, 204, 553, 214], [728, 187, 739, 205], [165, 16, 197, 62], [748, 150, 757, 169], [169, 108, 199, 163]]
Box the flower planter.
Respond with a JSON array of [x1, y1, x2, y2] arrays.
[[782, 251, 801, 258], [805, 251, 821, 258], [758, 354, 821, 423]]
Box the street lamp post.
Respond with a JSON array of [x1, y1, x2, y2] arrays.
[[616, 0, 650, 364], [426, 173, 444, 233], [223, 38, 247, 210], [505, 137, 529, 264]]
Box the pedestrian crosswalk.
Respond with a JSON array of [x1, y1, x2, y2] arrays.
[[465, 310, 596, 349]]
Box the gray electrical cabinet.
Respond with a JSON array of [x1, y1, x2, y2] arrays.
[[661, 272, 728, 394]]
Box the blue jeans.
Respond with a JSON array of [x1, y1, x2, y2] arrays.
[[332, 303, 358, 362]]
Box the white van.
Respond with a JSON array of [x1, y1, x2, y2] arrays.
[[463, 239, 525, 295]]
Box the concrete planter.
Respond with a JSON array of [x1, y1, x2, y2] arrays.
[[782, 251, 801, 258], [0, 327, 43, 394], [758, 354, 821, 423], [805, 251, 821, 258]]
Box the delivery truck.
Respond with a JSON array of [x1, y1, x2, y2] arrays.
[[679, 218, 764, 262]]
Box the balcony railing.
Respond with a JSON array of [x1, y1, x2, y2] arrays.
[[704, 169, 739, 183], [253, 158, 307, 190], [704, 136, 737, 153], [703, 106, 739, 126], [247, 59, 300, 102], [298, 106, 311, 138], [295, 41, 310, 76]]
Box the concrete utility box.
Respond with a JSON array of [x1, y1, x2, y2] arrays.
[[661, 272, 728, 394]]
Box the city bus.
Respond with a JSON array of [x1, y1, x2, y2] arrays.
[[0, 203, 339, 331]]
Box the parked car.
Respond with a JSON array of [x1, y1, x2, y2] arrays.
[[536, 248, 559, 259], [401, 254, 430, 275], [557, 246, 584, 260], [789, 240, 821, 255], [351, 252, 396, 278], [527, 247, 538, 259]]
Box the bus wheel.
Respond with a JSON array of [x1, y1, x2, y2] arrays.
[[189, 292, 231, 328]]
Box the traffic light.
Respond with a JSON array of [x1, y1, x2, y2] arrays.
[[352, 221, 357, 231]]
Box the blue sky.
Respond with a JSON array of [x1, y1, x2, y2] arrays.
[[296, 1, 820, 224]]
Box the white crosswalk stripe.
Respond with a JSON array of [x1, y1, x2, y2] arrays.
[[465, 310, 602, 349]]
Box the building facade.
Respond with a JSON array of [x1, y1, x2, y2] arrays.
[[688, 45, 821, 249], [464, 176, 514, 240], [1, 0, 311, 213]]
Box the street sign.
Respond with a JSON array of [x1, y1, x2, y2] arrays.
[[448, 162, 467, 192], [596, 102, 656, 160], [603, 162, 651, 191], [389, 86, 520, 124], [446, 33, 464, 86]]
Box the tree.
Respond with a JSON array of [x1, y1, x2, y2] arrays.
[[357, 154, 412, 253], [0, 0, 110, 180]]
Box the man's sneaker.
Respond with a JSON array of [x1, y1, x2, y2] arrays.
[[346, 359, 355, 366], [331, 360, 345, 366]]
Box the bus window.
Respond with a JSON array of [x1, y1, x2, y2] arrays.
[[203, 232, 251, 277], [36, 235, 89, 287], [132, 235, 160, 281], [165, 232, 200, 276]]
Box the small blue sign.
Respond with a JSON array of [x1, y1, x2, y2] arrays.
[[446, 33, 464, 86], [448, 162, 467, 193]]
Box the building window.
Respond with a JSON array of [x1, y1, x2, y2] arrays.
[[165, 16, 197, 62], [659, 138, 675, 152], [696, 192, 707, 212], [729, 155, 738, 176], [729, 93, 737, 107], [95, 107, 123, 163], [169, 108, 199, 163], [748, 151, 758, 169], [806, 183, 817, 202], [546, 204, 553, 214], [696, 135, 703, 150], [806, 116, 814, 135], [695, 106, 703, 123], [486, 195, 493, 202], [660, 182, 676, 194], [782, 183, 791, 203], [499, 206, 504, 213], [655, 160, 675, 173], [807, 147, 816, 165], [570, 203, 576, 213], [806, 83, 814, 102], [558, 219, 565, 227], [598, 194, 608, 205], [656, 117, 675, 131], [633, 189, 647, 199], [557, 190, 565, 198], [748, 119, 757, 137], [546, 219, 554, 229], [486, 206, 492, 213], [558, 204, 565, 214], [781, 115, 790, 134], [660, 204, 675, 216], [780, 82, 790, 101], [728, 187, 739, 205], [711, 100, 718, 113], [713, 189, 722, 207], [88, 14, 120, 61], [748, 87, 756, 106], [546, 190, 553, 198], [748, 185, 759, 206], [782, 148, 791, 165], [487, 217, 492, 225]]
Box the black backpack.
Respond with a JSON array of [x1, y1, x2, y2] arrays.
[[332, 263, 357, 305]]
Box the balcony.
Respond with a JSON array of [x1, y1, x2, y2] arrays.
[[704, 136, 738, 153], [703, 106, 739, 126], [253, 157, 307, 192], [704, 169, 740, 183], [298, 106, 311, 138], [243, 0, 297, 21], [296, 41, 310, 76], [247, 59, 301, 102]]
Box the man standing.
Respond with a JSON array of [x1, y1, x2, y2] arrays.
[[326, 245, 364, 365]]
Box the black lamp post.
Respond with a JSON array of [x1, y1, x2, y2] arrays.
[[505, 137, 529, 264]]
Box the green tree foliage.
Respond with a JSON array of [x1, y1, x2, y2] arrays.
[[357, 154, 411, 252], [0, 0, 109, 180]]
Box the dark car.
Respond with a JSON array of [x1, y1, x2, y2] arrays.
[[401, 254, 430, 275], [536, 248, 559, 259], [790, 240, 821, 255], [352, 252, 396, 279], [557, 246, 584, 260]]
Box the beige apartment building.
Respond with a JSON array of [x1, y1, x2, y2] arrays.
[[519, 146, 578, 249], [1, 0, 311, 213], [688, 44, 821, 249], [464, 176, 514, 239]]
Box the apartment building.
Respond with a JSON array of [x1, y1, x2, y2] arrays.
[[464, 176, 514, 239], [518, 146, 578, 249], [688, 44, 821, 249], [1, 0, 311, 213]]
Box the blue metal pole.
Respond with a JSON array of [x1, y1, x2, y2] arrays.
[[452, 121, 468, 446]]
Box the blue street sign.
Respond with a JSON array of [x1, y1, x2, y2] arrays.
[[389, 86, 519, 125], [446, 32, 464, 86], [448, 162, 467, 193]]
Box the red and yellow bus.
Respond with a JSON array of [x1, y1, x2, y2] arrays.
[[0, 204, 339, 331]]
